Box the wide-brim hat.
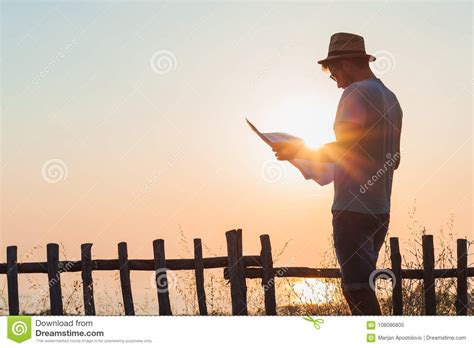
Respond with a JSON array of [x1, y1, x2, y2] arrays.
[[317, 32, 376, 64]]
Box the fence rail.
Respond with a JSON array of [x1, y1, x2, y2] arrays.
[[0, 230, 472, 315]]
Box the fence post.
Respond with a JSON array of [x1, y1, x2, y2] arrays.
[[389, 237, 403, 315], [81, 243, 95, 315], [260, 234, 276, 315], [118, 242, 135, 315], [225, 229, 248, 315], [6, 246, 19, 315], [422, 235, 436, 315], [193, 238, 208, 315], [153, 239, 172, 315], [47, 243, 63, 315], [456, 239, 468, 315]]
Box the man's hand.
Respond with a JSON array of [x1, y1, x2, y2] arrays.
[[271, 141, 304, 161]]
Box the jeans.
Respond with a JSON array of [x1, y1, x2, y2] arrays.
[[332, 209, 390, 291]]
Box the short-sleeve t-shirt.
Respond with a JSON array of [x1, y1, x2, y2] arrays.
[[332, 77, 403, 214]]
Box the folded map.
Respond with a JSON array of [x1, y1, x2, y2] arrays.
[[246, 118, 334, 186]]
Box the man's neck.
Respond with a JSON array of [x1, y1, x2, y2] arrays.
[[352, 69, 376, 83]]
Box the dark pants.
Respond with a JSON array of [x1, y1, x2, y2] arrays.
[[332, 209, 390, 291]]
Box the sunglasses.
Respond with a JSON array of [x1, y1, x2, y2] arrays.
[[329, 74, 337, 82]]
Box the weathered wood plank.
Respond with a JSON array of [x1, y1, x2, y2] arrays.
[[4, 260, 473, 279], [224, 267, 342, 279], [81, 243, 95, 315], [47, 243, 63, 315], [389, 237, 403, 315], [456, 239, 468, 315], [153, 239, 172, 315], [193, 238, 207, 315], [226, 229, 248, 315], [224, 266, 474, 280], [0, 256, 262, 274], [260, 234, 276, 315], [6, 246, 19, 315], [118, 242, 135, 315], [422, 235, 436, 315]]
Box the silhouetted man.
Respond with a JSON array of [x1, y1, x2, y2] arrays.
[[272, 32, 403, 315]]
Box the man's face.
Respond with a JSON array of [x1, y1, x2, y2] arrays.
[[327, 61, 353, 89]]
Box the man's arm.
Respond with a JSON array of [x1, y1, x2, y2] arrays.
[[294, 121, 366, 163]]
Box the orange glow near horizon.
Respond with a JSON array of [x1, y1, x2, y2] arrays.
[[291, 278, 337, 305]]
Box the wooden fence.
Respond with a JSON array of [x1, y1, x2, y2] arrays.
[[0, 230, 472, 315]]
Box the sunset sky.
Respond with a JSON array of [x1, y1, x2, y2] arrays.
[[1, 0, 472, 284]]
